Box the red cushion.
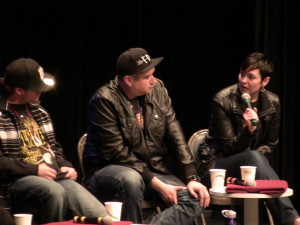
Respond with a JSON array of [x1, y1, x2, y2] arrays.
[[37, 220, 133, 225], [226, 180, 288, 194]]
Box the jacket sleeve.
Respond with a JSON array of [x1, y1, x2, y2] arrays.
[[0, 153, 38, 182], [256, 99, 280, 154], [50, 141, 73, 168], [87, 95, 152, 180], [38, 108, 73, 168], [209, 100, 256, 156], [160, 85, 197, 178]]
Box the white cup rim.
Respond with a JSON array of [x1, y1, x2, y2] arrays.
[[104, 201, 123, 205], [209, 169, 226, 171], [240, 166, 257, 168], [14, 214, 33, 217]]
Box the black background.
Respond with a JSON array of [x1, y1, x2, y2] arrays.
[[1, 0, 299, 210]]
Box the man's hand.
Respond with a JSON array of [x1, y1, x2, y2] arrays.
[[150, 176, 186, 205], [187, 180, 210, 208], [60, 166, 78, 180], [38, 164, 57, 180]]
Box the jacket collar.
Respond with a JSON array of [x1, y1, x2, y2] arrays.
[[258, 89, 276, 117], [113, 76, 151, 105], [0, 96, 9, 111], [232, 84, 276, 118], [0, 96, 38, 117]]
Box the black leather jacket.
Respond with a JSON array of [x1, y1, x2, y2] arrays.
[[83, 76, 196, 183], [206, 84, 280, 157]]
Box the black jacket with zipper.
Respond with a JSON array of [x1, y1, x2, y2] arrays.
[[206, 84, 280, 157], [83, 76, 197, 183]]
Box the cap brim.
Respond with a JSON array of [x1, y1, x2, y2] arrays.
[[29, 73, 55, 92], [139, 57, 164, 73]]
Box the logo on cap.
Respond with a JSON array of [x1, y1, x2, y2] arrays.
[[38, 67, 45, 80], [137, 54, 151, 65]]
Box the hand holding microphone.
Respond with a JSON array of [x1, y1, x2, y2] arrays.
[[226, 177, 257, 187], [241, 93, 259, 126]]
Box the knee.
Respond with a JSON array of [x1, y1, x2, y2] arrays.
[[41, 184, 67, 202], [118, 170, 144, 195], [177, 190, 204, 214], [89, 166, 145, 197], [242, 150, 268, 166]]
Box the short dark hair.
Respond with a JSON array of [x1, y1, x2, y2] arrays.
[[0, 77, 14, 97], [240, 53, 274, 80]]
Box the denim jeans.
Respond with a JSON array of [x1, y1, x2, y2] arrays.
[[213, 150, 299, 224], [88, 165, 204, 225], [10, 176, 107, 224]]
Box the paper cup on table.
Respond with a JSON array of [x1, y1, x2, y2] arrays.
[[240, 166, 257, 181], [209, 169, 226, 192], [14, 214, 33, 225], [105, 201, 123, 221]]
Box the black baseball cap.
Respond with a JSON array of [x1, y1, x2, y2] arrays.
[[116, 48, 163, 76], [4, 58, 55, 92]]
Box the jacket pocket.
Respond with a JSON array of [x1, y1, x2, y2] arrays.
[[149, 113, 165, 137], [119, 117, 136, 143]]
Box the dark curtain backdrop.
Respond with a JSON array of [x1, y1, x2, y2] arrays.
[[1, 0, 299, 210]]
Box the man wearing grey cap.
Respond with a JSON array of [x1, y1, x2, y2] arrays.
[[0, 58, 107, 224], [83, 48, 209, 224]]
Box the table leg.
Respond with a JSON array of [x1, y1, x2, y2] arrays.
[[244, 198, 259, 225]]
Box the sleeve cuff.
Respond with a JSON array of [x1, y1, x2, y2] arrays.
[[243, 126, 257, 136], [182, 163, 198, 179], [140, 168, 154, 184]]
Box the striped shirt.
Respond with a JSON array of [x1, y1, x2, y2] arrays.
[[0, 97, 72, 211]]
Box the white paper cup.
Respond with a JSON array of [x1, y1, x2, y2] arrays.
[[105, 201, 123, 221], [240, 166, 257, 181], [209, 169, 226, 192], [14, 214, 33, 225]]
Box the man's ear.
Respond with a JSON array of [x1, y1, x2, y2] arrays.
[[123, 75, 133, 87], [14, 87, 25, 95], [262, 76, 270, 88]]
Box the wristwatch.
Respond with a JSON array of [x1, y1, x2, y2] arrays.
[[186, 174, 201, 183]]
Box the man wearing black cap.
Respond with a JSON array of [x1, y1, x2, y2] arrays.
[[83, 48, 209, 224], [0, 58, 107, 224]]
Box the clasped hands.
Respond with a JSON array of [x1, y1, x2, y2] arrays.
[[38, 164, 78, 180]]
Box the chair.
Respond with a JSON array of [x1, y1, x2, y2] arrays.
[[188, 129, 274, 225], [188, 129, 240, 205], [77, 134, 163, 215], [77, 134, 207, 224], [77, 133, 87, 178]]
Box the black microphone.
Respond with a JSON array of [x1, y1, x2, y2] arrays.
[[241, 93, 258, 126], [226, 177, 257, 187], [73, 216, 113, 225]]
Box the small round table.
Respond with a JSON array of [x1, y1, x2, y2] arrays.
[[209, 188, 293, 225]]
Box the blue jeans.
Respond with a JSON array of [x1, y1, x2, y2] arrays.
[[88, 165, 204, 225], [10, 176, 107, 224], [213, 150, 299, 224]]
